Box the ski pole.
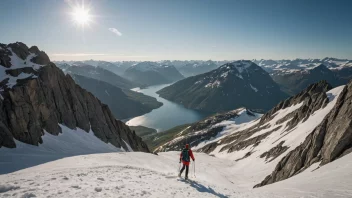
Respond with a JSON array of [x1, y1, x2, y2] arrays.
[[193, 161, 196, 178]]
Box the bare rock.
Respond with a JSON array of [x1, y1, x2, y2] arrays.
[[259, 141, 288, 162], [8, 42, 30, 60]]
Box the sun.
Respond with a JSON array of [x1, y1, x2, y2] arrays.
[[73, 7, 90, 25], [69, 2, 92, 28], [72, 6, 91, 26]]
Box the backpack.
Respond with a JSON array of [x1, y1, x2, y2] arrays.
[[182, 148, 190, 162]]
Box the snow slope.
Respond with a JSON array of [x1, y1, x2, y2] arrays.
[[1, 151, 352, 198], [0, 125, 124, 174]]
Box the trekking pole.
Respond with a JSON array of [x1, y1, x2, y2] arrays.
[[193, 161, 196, 178]]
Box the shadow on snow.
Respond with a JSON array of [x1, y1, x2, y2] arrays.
[[179, 179, 229, 198]]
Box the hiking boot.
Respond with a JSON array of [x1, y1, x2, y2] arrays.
[[185, 176, 188, 180], [178, 173, 181, 177]]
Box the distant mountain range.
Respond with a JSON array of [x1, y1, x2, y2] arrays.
[[157, 60, 288, 113], [124, 61, 184, 86], [253, 58, 352, 95], [253, 57, 352, 72], [271, 64, 342, 95], [56, 62, 140, 89]]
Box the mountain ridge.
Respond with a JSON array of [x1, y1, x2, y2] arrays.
[[157, 60, 288, 113]]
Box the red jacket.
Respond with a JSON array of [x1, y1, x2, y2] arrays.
[[180, 149, 195, 166]]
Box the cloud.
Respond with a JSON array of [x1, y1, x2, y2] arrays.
[[108, 28, 122, 36], [50, 53, 151, 58], [51, 53, 108, 57]]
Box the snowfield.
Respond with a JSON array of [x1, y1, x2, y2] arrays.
[[1, 151, 352, 198], [0, 125, 124, 174]]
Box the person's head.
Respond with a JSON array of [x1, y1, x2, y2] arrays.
[[185, 144, 189, 149]]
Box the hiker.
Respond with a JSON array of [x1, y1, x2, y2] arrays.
[[178, 144, 195, 179]]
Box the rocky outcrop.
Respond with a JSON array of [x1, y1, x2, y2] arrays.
[[255, 81, 352, 187], [259, 81, 332, 125], [8, 42, 30, 60], [0, 44, 12, 68], [259, 141, 288, 162], [0, 63, 149, 152]]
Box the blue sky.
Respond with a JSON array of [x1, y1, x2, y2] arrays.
[[0, 0, 351, 61]]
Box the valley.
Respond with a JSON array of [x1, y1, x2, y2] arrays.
[[126, 84, 211, 132]]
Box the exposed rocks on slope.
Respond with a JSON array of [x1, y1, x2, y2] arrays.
[[255, 81, 352, 187], [259, 141, 288, 162], [154, 109, 258, 152], [259, 81, 332, 125], [197, 81, 332, 159]]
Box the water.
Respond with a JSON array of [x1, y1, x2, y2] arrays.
[[126, 84, 209, 132]]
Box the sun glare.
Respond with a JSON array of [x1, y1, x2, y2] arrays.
[[71, 4, 92, 27]]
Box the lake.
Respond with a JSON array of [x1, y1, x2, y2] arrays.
[[126, 84, 209, 132]]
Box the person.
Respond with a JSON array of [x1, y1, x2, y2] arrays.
[[178, 144, 195, 179]]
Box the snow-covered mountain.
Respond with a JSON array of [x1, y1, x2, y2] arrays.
[[0, 42, 149, 167], [254, 57, 352, 73], [253, 58, 352, 95], [0, 42, 50, 93], [154, 80, 352, 190], [124, 61, 184, 86], [271, 64, 342, 95], [177, 60, 219, 77], [157, 60, 288, 113]]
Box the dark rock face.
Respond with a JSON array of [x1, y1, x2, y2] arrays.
[[259, 141, 288, 162], [5, 67, 38, 77], [255, 81, 352, 188], [30, 51, 50, 65], [0, 44, 12, 68], [0, 99, 16, 148], [8, 42, 30, 60], [28, 45, 51, 65], [0, 63, 149, 152]]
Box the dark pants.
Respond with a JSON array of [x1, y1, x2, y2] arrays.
[[180, 164, 189, 177]]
